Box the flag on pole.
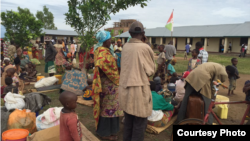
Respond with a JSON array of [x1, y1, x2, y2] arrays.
[[165, 10, 173, 32]]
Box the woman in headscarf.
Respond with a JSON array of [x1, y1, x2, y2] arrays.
[[8, 41, 17, 64], [32, 42, 39, 59], [54, 40, 67, 74], [91, 30, 123, 140], [176, 62, 230, 124]]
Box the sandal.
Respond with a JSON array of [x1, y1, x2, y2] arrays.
[[101, 135, 118, 141]]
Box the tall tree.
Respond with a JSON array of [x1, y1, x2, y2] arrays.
[[36, 6, 57, 30], [65, 0, 148, 51], [1, 7, 44, 48], [65, 0, 148, 70]]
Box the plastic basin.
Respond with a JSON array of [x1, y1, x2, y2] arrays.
[[2, 129, 29, 141]]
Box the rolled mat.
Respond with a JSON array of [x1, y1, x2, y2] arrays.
[[146, 115, 177, 134], [77, 96, 94, 107]]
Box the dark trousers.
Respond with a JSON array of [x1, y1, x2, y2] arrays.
[[123, 112, 147, 141]]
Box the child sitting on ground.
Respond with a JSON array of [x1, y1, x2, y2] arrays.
[[59, 91, 82, 141], [3, 77, 18, 97], [228, 58, 240, 96], [6, 68, 19, 87], [82, 79, 93, 100], [170, 72, 179, 83]]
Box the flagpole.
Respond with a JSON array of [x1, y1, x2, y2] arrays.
[[171, 9, 174, 41]]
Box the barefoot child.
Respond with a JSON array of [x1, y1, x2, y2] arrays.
[[228, 58, 240, 96], [157, 45, 166, 84], [170, 72, 179, 83], [59, 91, 82, 141], [82, 79, 93, 100], [166, 59, 176, 83]]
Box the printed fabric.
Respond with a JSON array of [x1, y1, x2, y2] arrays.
[[187, 58, 201, 72], [44, 61, 56, 74], [61, 69, 88, 96], [115, 52, 121, 68], [91, 47, 121, 130]]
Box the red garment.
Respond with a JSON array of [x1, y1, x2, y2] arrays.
[[1, 86, 5, 98], [90, 47, 94, 54], [32, 47, 38, 59], [199, 48, 204, 51], [242, 48, 245, 52], [60, 112, 82, 141]]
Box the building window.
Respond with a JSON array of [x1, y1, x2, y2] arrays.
[[240, 37, 248, 46], [163, 38, 166, 44], [152, 38, 156, 44]]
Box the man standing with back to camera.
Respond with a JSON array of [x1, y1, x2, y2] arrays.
[[119, 21, 155, 141]]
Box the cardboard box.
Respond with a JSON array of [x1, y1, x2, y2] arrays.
[[27, 125, 59, 141]]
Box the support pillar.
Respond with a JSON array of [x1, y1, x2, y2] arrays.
[[248, 37, 250, 54], [224, 38, 228, 53], [173, 38, 176, 47], [122, 38, 125, 44], [160, 37, 163, 45], [149, 37, 152, 44], [204, 38, 208, 51], [187, 38, 190, 44]]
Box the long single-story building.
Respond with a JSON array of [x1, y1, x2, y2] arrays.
[[31, 29, 79, 44], [116, 21, 250, 54]]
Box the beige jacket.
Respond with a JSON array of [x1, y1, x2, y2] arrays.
[[118, 38, 155, 117], [185, 62, 228, 99]]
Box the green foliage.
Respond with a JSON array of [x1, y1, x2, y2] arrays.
[[36, 6, 57, 30], [65, 0, 149, 51], [1, 7, 44, 48]]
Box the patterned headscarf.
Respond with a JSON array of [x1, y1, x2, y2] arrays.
[[63, 61, 72, 68], [94, 30, 111, 51]]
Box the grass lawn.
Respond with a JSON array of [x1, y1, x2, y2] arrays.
[[35, 51, 249, 141], [154, 50, 250, 75]]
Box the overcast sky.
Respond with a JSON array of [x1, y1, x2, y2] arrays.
[[1, 0, 250, 33]]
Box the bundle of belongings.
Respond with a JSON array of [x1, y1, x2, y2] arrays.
[[1, 92, 51, 135], [36, 107, 63, 131], [35, 76, 59, 88], [146, 82, 176, 134], [61, 69, 88, 96]]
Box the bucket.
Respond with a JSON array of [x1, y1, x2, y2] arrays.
[[2, 129, 29, 141], [54, 75, 62, 84], [214, 95, 229, 118], [37, 76, 45, 81], [167, 83, 176, 93]]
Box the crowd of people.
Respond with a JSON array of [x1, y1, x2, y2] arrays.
[[1, 20, 250, 141]]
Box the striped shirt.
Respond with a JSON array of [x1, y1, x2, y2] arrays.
[[198, 48, 208, 64]]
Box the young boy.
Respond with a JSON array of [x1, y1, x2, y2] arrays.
[[184, 49, 187, 60], [157, 45, 166, 84], [59, 91, 82, 141], [82, 79, 93, 100], [228, 58, 240, 96], [243, 80, 250, 120], [3, 77, 18, 96], [187, 49, 201, 72], [167, 59, 177, 83]]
